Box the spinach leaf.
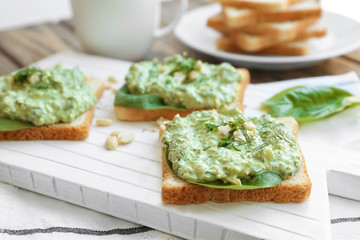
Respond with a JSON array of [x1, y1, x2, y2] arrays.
[[262, 85, 360, 122], [114, 85, 186, 110], [0, 117, 34, 131], [165, 147, 283, 190], [190, 171, 283, 190]]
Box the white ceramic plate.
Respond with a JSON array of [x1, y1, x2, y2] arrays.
[[174, 4, 360, 70]]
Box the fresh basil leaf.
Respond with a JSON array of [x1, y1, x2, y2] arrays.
[[114, 85, 186, 110], [0, 117, 34, 131], [262, 85, 360, 122], [165, 147, 283, 190]]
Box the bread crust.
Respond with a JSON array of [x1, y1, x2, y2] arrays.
[[217, 37, 311, 56], [0, 77, 105, 141], [160, 117, 312, 205], [114, 68, 250, 121]]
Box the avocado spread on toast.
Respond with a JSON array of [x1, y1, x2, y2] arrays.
[[0, 65, 97, 126], [115, 53, 243, 109], [160, 107, 301, 187]]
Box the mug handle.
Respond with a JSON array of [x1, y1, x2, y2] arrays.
[[154, 0, 188, 38]]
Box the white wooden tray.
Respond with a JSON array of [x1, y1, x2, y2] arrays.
[[1, 52, 360, 239]]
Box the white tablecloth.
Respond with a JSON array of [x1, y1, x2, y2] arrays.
[[0, 181, 359, 239]]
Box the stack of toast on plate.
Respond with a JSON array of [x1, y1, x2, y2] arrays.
[[207, 0, 327, 56]]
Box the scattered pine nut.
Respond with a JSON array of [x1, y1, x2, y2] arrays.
[[112, 88, 118, 94], [96, 119, 113, 126], [156, 117, 170, 126], [104, 83, 111, 90], [105, 136, 118, 150], [117, 132, 135, 145], [108, 76, 117, 83], [110, 131, 120, 137]]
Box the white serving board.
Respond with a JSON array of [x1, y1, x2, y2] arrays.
[[1, 52, 360, 239]]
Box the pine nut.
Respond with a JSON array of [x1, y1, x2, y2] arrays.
[[189, 70, 199, 81], [107, 76, 117, 83], [105, 136, 118, 150], [96, 119, 113, 126], [156, 117, 170, 126], [117, 132, 135, 145]]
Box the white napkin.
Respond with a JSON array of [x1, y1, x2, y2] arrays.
[[0, 182, 182, 240]]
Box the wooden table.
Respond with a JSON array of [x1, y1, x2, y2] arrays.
[[1, 0, 360, 82]]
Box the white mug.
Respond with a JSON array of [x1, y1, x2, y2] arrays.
[[71, 0, 188, 61]]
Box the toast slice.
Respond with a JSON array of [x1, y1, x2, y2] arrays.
[[114, 68, 250, 121], [238, 16, 318, 35], [160, 117, 312, 204], [0, 77, 105, 141], [208, 13, 319, 37], [210, 0, 302, 12], [231, 22, 325, 52], [217, 37, 310, 56], [207, 13, 228, 35], [223, 0, 322, 29]]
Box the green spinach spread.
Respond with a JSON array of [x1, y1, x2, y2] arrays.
[[0, 65, 97, 126], [123, 53, 243, 109], [160, 107, 301, 186]]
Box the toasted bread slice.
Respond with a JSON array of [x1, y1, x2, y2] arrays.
[[210, 0, 302, 12], [240, 16, 318, 35], [160, 117, 312, 204], [114, 68, 250, 121], [231, 21, 325, 52], [217, 37, 310, 56], [0, 77, 105, 141], [208, 13, 319, 37], [223, 0, 322, 29], [207, 13, 227, 34]]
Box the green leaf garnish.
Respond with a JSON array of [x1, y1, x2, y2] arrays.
[[190, 171, 283, 189], [165, 147, 283, 190], [0, 117, 34, 131], [262, 85, 360, 122], [114, 85, 187, 110], [218, 135, 234, 148], [205, 123, 220, 131], [215, 116, 252, 151]]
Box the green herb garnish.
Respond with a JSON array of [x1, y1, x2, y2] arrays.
[[205, 123, 220, 132], [215, 116, 252, 151], [252, 124, 292, 154]]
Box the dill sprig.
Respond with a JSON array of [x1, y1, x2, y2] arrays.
[[253, 126, 292, 154], [216, 115, 253, 151]]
